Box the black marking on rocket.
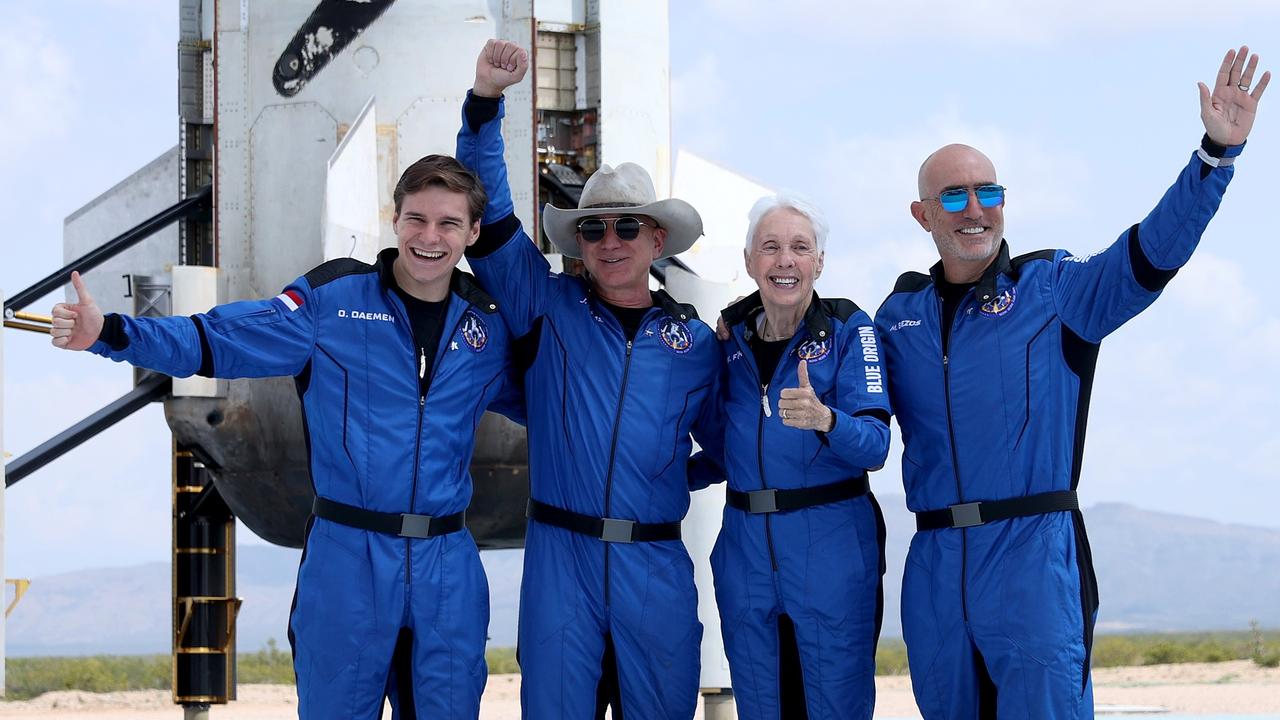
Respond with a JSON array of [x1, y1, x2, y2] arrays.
[[272, 0, 398, 98]]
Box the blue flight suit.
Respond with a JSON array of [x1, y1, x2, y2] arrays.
[[874, 139, 1241, 719], [709, 293, 891, 719], [89, 251, 517, 719], [457, 94, 725, 719]]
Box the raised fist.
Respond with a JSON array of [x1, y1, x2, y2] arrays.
[[474, 39, 529, 99]]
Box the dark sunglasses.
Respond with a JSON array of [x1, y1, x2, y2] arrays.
[[936, 184, 1006, 213], [577, 216, 653, 243]]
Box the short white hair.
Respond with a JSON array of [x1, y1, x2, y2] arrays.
[[745, 192, 828, 253]]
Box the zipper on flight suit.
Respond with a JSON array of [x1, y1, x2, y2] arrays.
[[732, 327, 784, 573], [756, 382, 780, 573], [404, 305, 468, 590], [601, 337, 636, 607], [940, 293, 970, 622]]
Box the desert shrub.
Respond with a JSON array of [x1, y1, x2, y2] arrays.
[[1092, 628, 1280, 668], [6, 629, 1276, 699], [486, 646, 520, 674], [875, 639, 910, 675], [1250, 620, 1280, 669], [3, 655, 169, 700], [238, 638, 295, 684]]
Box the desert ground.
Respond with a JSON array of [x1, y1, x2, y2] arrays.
[[1, 661, 1277, 718]]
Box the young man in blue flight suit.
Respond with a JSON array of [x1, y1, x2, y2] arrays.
[[456, 40, 725, 718], [874, 47, 1269, 718], [50, 156, 520, 719]]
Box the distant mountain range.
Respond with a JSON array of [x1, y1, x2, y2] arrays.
[[4, 546, 524, 658], [6, 500, 1278, 656]]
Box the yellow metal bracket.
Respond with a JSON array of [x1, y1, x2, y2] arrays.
[[175, 596, 243, 653], [6, 578, 32, 618]]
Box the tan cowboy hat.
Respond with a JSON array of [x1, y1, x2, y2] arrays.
[[543, 162, 703, 260]]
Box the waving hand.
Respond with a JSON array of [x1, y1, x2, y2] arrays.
[[1200, 45, 1270, 146]]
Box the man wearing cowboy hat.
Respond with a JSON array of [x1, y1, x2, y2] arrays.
[[454, 40, 726, 718]]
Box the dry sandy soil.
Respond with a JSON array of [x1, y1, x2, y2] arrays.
[[1, 660, 1276, 718]]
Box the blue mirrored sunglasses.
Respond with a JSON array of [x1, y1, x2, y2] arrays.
[[937, 184, 1006, 213]]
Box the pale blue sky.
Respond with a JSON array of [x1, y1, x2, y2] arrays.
[[2, 1, 1278, 578]]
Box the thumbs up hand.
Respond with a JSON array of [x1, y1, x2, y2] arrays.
[[50, 271, 105, 351], [778, 360, 834, 432]]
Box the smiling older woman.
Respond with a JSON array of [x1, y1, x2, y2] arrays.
[[703, 193, 893, 719]]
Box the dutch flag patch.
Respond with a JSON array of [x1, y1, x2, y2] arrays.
[[275, 289, 304, 311]]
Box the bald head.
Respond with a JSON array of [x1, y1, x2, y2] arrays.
[[917, 144, 996, 199], [910, 143, 1005, 283]]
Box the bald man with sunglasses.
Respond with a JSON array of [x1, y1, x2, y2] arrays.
[[875, 46, 1269, 719]]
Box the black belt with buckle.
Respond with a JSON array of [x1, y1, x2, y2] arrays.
[[312, 496, 466, 538], [914, 490, 1079, 531], [726, 474, 870, 514], [526, 498, 681, 543]]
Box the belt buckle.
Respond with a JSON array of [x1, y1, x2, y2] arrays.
[[747, 489, 779, 514], [601, 518, 636, 543], [399, 513, 434, 538], [949, 502, 984, 529]]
